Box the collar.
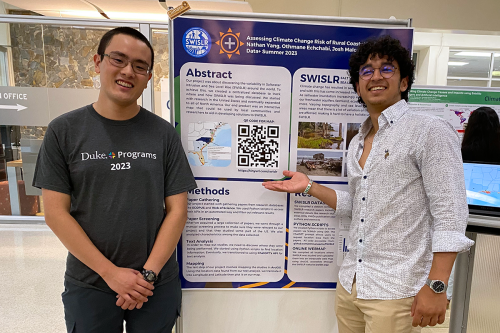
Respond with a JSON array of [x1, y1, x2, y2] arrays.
[[359, 99, 409, 138]]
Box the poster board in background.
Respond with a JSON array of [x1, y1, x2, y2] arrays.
[[171, 12, 413, 290], [409, 85, 500, 133]]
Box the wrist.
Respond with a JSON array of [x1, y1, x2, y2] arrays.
[[98, 262, 117, 280], [303, 179, 314, 194], [141, 267, 158, 283]]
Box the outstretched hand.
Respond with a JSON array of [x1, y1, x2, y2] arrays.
[[262, 170, 310, 193]]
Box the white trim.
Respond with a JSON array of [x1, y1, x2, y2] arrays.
[[0, 215, 45, 224]]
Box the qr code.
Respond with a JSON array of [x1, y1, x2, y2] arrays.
[[237, 124, 280, 168]]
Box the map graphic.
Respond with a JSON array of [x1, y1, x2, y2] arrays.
[[188, 122, 231, 167], [453, 110, 467, 125], [464, 164, 500, 207], [448, 108, 472, 131]]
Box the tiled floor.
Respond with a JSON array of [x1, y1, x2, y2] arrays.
[[0, 223, 455, 333]]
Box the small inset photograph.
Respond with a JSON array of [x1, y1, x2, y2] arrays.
[[344, 152, 348, 178], [297, 122, 344, 150], [296, 150, 343, 176], [346, 123, 361, 150]]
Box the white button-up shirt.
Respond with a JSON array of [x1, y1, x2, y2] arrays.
[[335, 99, 474, 300]]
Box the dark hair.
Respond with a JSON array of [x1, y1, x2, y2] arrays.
[[348, 35, 415, 107], [462, 107, 500, 163], [97, 27, 154, 69]]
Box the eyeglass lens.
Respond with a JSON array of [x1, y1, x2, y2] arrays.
[[359, 64, 396, 80]]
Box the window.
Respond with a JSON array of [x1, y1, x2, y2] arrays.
[[447, 50, 500, 87]]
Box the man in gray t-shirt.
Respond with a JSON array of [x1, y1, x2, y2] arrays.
[[33, 27, 196, 332]]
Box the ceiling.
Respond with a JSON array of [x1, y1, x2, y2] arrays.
[[2, 0, 253, 21]]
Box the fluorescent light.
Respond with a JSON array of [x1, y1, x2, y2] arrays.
[[454, 51, 498, 57], [493, 71, 500, 77], [448, 62, 468, 66]]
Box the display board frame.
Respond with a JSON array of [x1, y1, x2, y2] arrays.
[[169, 11, 413, 292]]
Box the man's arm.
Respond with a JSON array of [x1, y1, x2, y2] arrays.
[[262, 170, 338, 208], [411, 252, 456, 327], [411, 119, 474, 327], [143, 191, 188, 274], [43, 189, 154, 308], [117, 191, 188, 310]]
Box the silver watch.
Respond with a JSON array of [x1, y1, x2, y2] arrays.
[[425, 279, 447, 294]]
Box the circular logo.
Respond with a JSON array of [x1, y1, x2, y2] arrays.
[[109, 152, 115, 159], [183, 27, 211, 58]]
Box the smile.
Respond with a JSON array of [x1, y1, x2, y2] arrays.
[[369, 86, 386, 91], [116, 80, 133, 88]]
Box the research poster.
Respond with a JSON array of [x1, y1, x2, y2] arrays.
[[409, 86, 500, 133], [173, 15, 413, 289]]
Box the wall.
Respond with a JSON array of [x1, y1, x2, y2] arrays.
[[414, 31, 500, 86], [247, 0, 500, 31]]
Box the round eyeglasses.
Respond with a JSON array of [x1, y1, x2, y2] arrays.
[[359, 64, 397, 80], [102, 53, 152, 75]]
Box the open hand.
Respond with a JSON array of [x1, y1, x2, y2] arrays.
[[262, 170, 310, 193]]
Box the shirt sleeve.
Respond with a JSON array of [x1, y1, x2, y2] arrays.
[[335, 189, 353, 218], [32, 125, 72, 195], [419, 118, 474, 253], [164, 128, 197, 197]]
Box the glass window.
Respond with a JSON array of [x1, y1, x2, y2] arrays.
[[492, 53, 500, 79], [1, 23, 119, 217], [448, 51, 492, 78], [447, 79, 488, 87], [151, 28, 170, 122], [491, 80, 500, 87]]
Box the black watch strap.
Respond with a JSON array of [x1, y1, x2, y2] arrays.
[[141, 269, 158, 283]]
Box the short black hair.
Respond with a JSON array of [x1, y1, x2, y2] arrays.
[[348, 35, 414, 107], [97, 27, 154, 69]]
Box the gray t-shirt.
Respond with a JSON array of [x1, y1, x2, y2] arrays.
[[33, 105, 197, 291]]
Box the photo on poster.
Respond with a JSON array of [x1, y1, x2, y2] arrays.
[[187, 121, 231, 167], [297, 122, 344, 150], [346, 123, 361, 150], [296, 150, 343, 176], [237, 123, 280, 169], [344, 151, 348, 178]]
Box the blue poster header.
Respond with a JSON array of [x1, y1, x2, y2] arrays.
[[174, 17, 413, 77]]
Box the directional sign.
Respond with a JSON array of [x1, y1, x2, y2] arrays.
[[0, 86, 49, 126], [0, 104, 27, 111], [0, 87, 100, 126]]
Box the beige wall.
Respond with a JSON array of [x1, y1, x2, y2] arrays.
[[248, 0, 500, 31], [248, 0, 340, 17]]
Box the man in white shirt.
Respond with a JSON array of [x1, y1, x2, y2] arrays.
[[263, 35, 473, 332]]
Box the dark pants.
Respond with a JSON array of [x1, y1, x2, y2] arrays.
[[62, 277, 181, 333]]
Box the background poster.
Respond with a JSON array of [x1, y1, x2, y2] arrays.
[[173, 16, 413, 289], [409, 86, 500, 133]]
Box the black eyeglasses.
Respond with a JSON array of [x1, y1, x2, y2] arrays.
[[359, 64, 397, 80], [102, 53, 151, 75]]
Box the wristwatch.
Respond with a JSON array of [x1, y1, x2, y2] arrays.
[[141, 269, 158, 283], [425, 279, 447, 293]]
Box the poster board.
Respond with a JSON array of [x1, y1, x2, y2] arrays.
[[170, 11, 413, 290], [409, 85, 500, 133]]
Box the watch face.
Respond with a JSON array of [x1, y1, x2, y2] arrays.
[[431, 281, 445, 293], [146, 273, 154, 281]]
